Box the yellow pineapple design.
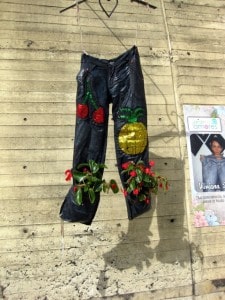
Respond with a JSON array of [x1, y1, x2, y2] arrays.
[[118, 107, 148, 155]]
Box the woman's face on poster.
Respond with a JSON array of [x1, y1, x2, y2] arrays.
[[211, 140, 223, 156]]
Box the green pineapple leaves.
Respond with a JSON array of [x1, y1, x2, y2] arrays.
[[118, 107, 144, 123]]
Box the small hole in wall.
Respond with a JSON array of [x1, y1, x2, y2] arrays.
[[23, 117, 27, 121]]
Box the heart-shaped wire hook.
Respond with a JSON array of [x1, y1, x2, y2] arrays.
[[99, 0, 118, 17]]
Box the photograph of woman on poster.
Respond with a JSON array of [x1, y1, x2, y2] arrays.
[[184, 105, 225, 227], [200, 135, 225, 192]]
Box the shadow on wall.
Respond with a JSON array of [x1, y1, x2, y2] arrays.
[[96, 153, 191, 296]]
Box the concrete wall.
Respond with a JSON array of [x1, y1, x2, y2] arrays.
[[0, 0, 225, 299]]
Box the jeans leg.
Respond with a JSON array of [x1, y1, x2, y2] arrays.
[[60, 63, 109, 224], [111, 47, 151, 219], [202, 156, 219, 192]]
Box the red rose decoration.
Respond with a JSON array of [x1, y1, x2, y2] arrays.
[[133, 188, 139, 195], [65, 169, 72, 181], [145, 198, 150, 204], [77, 104, 89, 118], [149, 160, 155, 167], [145, 167, 152, 175], [123, 189, 128, 197], [92, 107, 105, 123], [130, 170, 137, 177], [121, 161, 131, 170]]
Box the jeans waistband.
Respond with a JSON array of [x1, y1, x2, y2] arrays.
[[81, 45, 138, 68]]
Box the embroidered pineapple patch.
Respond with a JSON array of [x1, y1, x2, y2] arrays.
[[118, 107, 148, 155]]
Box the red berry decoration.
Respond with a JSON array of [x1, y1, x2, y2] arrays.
[[92, 107, 105, 124], [77, 104, 89, 118]]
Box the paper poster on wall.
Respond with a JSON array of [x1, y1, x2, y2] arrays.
[[183, 105, 225, 227]]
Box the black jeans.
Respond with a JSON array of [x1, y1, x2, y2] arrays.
[[60, 46, 151, 225]]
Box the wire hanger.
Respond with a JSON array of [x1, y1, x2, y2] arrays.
[[60, 0, 156, 17], [131, 0, 157, 9], [60, 0, 86, 13]]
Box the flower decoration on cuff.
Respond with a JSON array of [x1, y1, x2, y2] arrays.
[[121, 160, 169, 202], [65, 160, 119, 205]]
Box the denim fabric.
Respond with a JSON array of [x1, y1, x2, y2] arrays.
[[201, 155, 225, 192], [60, 46, 151, 224]]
